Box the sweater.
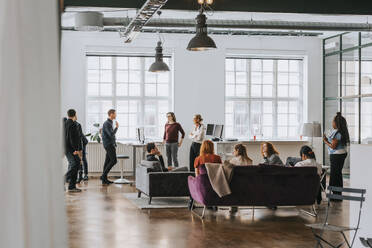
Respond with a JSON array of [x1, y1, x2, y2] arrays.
[[163, 122, 185, 143]]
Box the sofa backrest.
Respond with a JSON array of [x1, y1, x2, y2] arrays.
[[197, 164, 319, 206], [140, 160, 163, 172]]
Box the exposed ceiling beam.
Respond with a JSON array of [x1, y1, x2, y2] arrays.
[[63, 0, 372, 15]]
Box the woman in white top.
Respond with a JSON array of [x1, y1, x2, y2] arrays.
[[189, 114, 205, 171], [295, 145, 322, 176], [230, 144, 253, 166]]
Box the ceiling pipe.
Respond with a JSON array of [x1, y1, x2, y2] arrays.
[[101, 17, 372, 32]]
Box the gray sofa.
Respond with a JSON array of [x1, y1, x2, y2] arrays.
[[135, 161, 194, 204]]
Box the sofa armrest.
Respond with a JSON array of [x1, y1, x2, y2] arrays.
[[148, 172, 194, 197], [135, 165, 150, 195]]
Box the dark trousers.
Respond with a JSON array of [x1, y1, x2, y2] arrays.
[[78, 145, 88, 178], [102, 145, 117, 180], [65, 152, 80, 189], [189, 142, 201, 172], [329, 153, 347, 194]]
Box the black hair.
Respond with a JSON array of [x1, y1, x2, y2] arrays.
[[108, 109, 116, 116], [300, 145, 316, 160], [333, 112, 350, 145], [146, 142, 156, 153], [67, 109, 76, 118]]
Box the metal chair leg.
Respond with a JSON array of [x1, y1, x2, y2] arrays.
[[300, 205, 318, 217], [191, 205, 206, 219]]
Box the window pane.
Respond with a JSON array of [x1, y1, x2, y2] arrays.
[[88, 70, 99, 82], [100, 57, 112, 69], [263, 73, 273, 84], [236, 85, 247, 97], [117, 57, 128, 69], [129, 84, 141, 96], [235, 59, 246, 71], [289, 85, 299, 97], [278, 127, 288, 137], [278, 85, 288, 97], [251, 72, 261, 84], [158, 73, 169, 83], [262, 85, 273, 97], [289, 60, 299, 72], [117, 101, 128, 113], [225, 59, 234, 71], [361, 97, 372, 143], [100, 84, 112, 96], [226, 85, 235, 97], [116, 84, 128, 96], [262, 60, 273, 71], [87, 101, 100, 113], [226, 71, 235, 84], [251, 60, 261, 71], [87, 57, 99, 69], [87, 83, 99, 96], [129, 57, 141, 69], [129, 71, 141, 83], [289, 73, 299, 84], [117, 70, 128, 82], [278, 73, 289, 84], [251, 85, 261, 97], [145, 72, 156, 83], [145, 84, 156, 96], [100, 70, 112, 82], [278, 60, 288, 71], [157, 84, 168, 96], [236, 72, 247, 84]]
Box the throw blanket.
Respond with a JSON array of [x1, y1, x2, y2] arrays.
[[205, 161, 234, 197]]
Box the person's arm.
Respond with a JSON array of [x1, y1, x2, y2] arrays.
[[163, 124, 167, 143], [178, 123, 185, 147], [113, 121, 118, 134], [70, 124, 82, 153], [194, 157, 200, 176], [323, 134, 339, 150]]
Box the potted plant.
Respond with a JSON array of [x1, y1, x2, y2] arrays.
[[85, 123, 101, 143]]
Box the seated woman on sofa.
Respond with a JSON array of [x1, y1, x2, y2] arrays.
[[230, 144, 253, 166], [194, 140, 222, 176], [295, 145, 322, 175], [260, 142, 283, 165]]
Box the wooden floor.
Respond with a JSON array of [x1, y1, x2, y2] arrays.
[[65, 179, 349, 248]]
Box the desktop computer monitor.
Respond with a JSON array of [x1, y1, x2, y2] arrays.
[[206, 124, 215, 136], [213, 125, 224, 139]]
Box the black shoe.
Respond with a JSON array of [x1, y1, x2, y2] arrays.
[[83, 175, 89, 181], [77, 177, 83, 184], [68, 188, 82, 192], [102, 180, 110, 185], [106, 179, 114, 184]]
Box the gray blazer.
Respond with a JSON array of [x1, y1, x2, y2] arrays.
[[263, 154, 284, 165]]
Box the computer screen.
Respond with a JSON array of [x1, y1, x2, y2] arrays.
[[206, 124, 215, 136], [213, 125, 224, 138]]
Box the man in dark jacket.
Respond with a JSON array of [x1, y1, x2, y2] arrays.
[[64, 109, 82, 192], [146, 143, 169, 172], [76, 121, 89, 182], [101, 109, 119, 185]]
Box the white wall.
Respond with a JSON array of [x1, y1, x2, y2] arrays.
[[61, 31, 323, 166], [350, 144, 372, 248]]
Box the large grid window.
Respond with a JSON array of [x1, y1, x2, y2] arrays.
[[225, 57, 303, 139], [86, 55, 172, 140]]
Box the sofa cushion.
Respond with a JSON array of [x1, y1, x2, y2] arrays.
[[140, 160, 162, 172]]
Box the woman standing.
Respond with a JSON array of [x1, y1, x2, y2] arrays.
[[163, 112, 185, 167], [323, 112, 350, 197], [189, 114, 205, 171]]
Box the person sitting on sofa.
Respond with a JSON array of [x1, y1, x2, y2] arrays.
[[194, 140, 222, 176], [260, 142, 283, 165], [230, 144, 253, 166], [146, 142, 171, 172], [295, 145, 322, 176], [146, 143, 189, 172]]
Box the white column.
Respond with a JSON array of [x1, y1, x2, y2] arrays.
[[350, 144, 372, 248], [0, 0, 67, 248]]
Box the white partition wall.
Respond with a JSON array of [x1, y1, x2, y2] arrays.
[[0, 0, 67, 247], [350, 144, 372, 248]]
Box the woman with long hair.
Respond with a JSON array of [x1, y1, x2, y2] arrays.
[[163, 112, 185, 167], [230, 144, 253, 165], [323, 112, 350, 197], [189, 114, 205, 171], [194, 140, 222, 176], [260, 142, 283, 165]]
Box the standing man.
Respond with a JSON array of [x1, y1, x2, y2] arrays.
[[101, 109, 119, 185], [76, 121, 89, 182], [64, 109, 82, 192]]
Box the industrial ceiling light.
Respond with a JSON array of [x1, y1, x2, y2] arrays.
[[187, 1, 216, 51], [74, 12, 103, 31], [149, 11, 170, 72], [149, 41, 170, 72]]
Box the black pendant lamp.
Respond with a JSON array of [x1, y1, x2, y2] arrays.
[[149, 41, 169, 72], [187, 10, 217, 51]]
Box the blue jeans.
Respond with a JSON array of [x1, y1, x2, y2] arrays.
[[166, 142, 179, 167]]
